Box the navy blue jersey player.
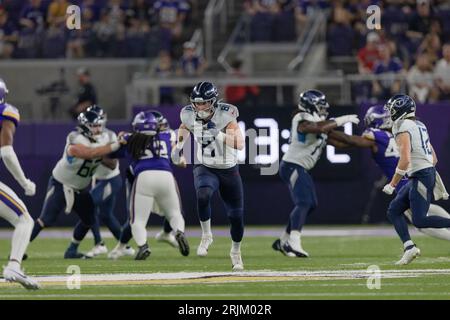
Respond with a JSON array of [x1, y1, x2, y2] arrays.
[[171, 82, 245, 271], [327, 105, 450, 243], [272, 90, 360, 257]]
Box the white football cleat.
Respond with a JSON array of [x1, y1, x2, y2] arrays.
[[85, 243, 108, 258], [196, 234, 213, 257], [108, 244, 136, 260], [3, 265, 40, 290], [230, 250, 244, 271], [155, 231, 179, 248], [396, 246, 421, 265], [282, 239, 309, 258]]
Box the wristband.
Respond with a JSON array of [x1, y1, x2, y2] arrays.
[[395, 167, 407, 176]]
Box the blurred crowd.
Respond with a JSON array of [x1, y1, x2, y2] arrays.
[[0, 0, 198, 59], [327, 0, 450, 103]]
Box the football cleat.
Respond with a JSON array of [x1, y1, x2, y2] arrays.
[[155, 230, 179, 248], [85, 242, 108, 258], [64, 250, 90, 259], [282, 241, 309, 258], [135, 243, 151, 260], [108, 244, 136, 260], [230, 250, 244, 272], [395, 246, 420, 265], [197, 234, 213, 257], [175, 231, 190, 257], [3, 265, 40, 290], [272, 239, 282, 252]]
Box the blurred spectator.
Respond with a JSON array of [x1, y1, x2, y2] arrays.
[[246, 0, 279, 42], [225, 59, 260, 107], [66, 6, 96, 58], [372, 45, 404, 101], [434, 43, 450, 101], [178, 41, 207, 77], [357, 32, 381, 74], [70, 67, 97, 119], [92, 9, 124, 57], [273, 0, 297, 42], [153, 0, 190, 41], [47, 0, 70, 27], [155, 51, 176, 106], [42, 22, 67, 58], [20, 0, 46, 31], [127, 0, 152, 23], [327, 4, 354, 56], [406, 0, 434, 53], [407, 53, 437, 102], [417, 32, 442, 65], [0, 8, 19, 59]]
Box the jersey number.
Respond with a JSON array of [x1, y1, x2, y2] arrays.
[[385, 138, 399, 157], [76, 159, 101, 178], [201, 138, 216, 158], [418, 126, 432, 155], [142, 140, 169, 159]]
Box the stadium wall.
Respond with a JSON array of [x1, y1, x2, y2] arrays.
[[0, 105, 448, 228]]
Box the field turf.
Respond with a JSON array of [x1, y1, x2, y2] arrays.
[[0, 226, 449, 300]]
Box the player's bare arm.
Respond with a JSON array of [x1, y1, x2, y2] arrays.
[[431, 145, 438, 166], [298, 120, 339, 134], [328, 130, 377, 152], [0, 119, 35, 196], [171, 123, 190, 168], [223, 121, 244, 151], [388, 132, 411, 188]]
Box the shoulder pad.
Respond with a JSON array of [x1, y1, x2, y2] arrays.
[[218, 103, 239, 118], [1, 104, 20, 126], [394, 119, 414, 136], [68, 131, 90, 146]]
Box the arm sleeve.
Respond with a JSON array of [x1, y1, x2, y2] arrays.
[[1, 145, 28, 187]]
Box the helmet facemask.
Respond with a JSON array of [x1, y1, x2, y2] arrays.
[[191, 98, 216, 120]]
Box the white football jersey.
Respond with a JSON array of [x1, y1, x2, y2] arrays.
[[392, 119, 434, 175], [94, 129, 120, 180], [52, 131, 110, 190], [282, 112, 328, 170], [181, 102, 239, 169]]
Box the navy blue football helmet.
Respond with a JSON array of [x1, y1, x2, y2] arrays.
[[87, 104, 106, 120], [132, 111, 158, 136], [384, 94, 416, 122], [190, 81, 218, 119], [148, 110, 170, 131], [298, 89, 329, 118], [0, 79, 9, 104], [77, 110, 105, 142]]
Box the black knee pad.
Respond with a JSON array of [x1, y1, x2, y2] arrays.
[[197, 187, 214, 207]]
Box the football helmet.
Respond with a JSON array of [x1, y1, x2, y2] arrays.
[[0, 79, 9, 104], [298, 89, 329, 118], [77, 110, 105, 142], [190, 81, 218, 120], [364, 105, 392, 130], [132, 111, 158, 136], [384, 94, 416, 122], [148, 110, 170, 131]]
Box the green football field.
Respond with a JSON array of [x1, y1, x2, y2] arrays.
[[0, 226, 449, 300]]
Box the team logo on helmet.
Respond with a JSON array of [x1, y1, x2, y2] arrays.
[[132, 111, 158, 136]]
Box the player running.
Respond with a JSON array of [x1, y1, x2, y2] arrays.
[[115, 111, 189, 260], [171, 81, 245, 271], [381, 95, 450, 264], [272, 89, 360, 258], [0, 79, 39, 289], [30, 109, 123, 258], [327, 104, 450, 244]]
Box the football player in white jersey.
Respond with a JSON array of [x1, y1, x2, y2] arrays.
[[171, 82, 245, 271], [0, 79, 39, 289], [30, 110, 123, 258], [74, 105, 130, 258], [382, 94, 450, 265], [272, 90, 360, 257]]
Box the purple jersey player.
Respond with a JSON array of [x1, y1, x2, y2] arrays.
[[113, 111, 189, 260], [327, 105, 450, 242]]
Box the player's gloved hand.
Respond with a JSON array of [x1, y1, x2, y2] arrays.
[[382, 183, 395, 195], [171, 144, 185, 167], [22, 179, 36, 196], [334, 114, 360, 127], [118, 132, 131, 144], [203, 121, 220, 137]]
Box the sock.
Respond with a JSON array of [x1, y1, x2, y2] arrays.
[[163, 219, 172, 233], [231, 241, 241, 252], [10, 215, 33, 264], [289, 230, 301, 244], [403, 240, 415, 250], [91, 220, 102, 245], [229, 215, 244, 242], [68, 239, 80, 252], [200, 219, 212, 236], [280, 231, 290, 244]]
